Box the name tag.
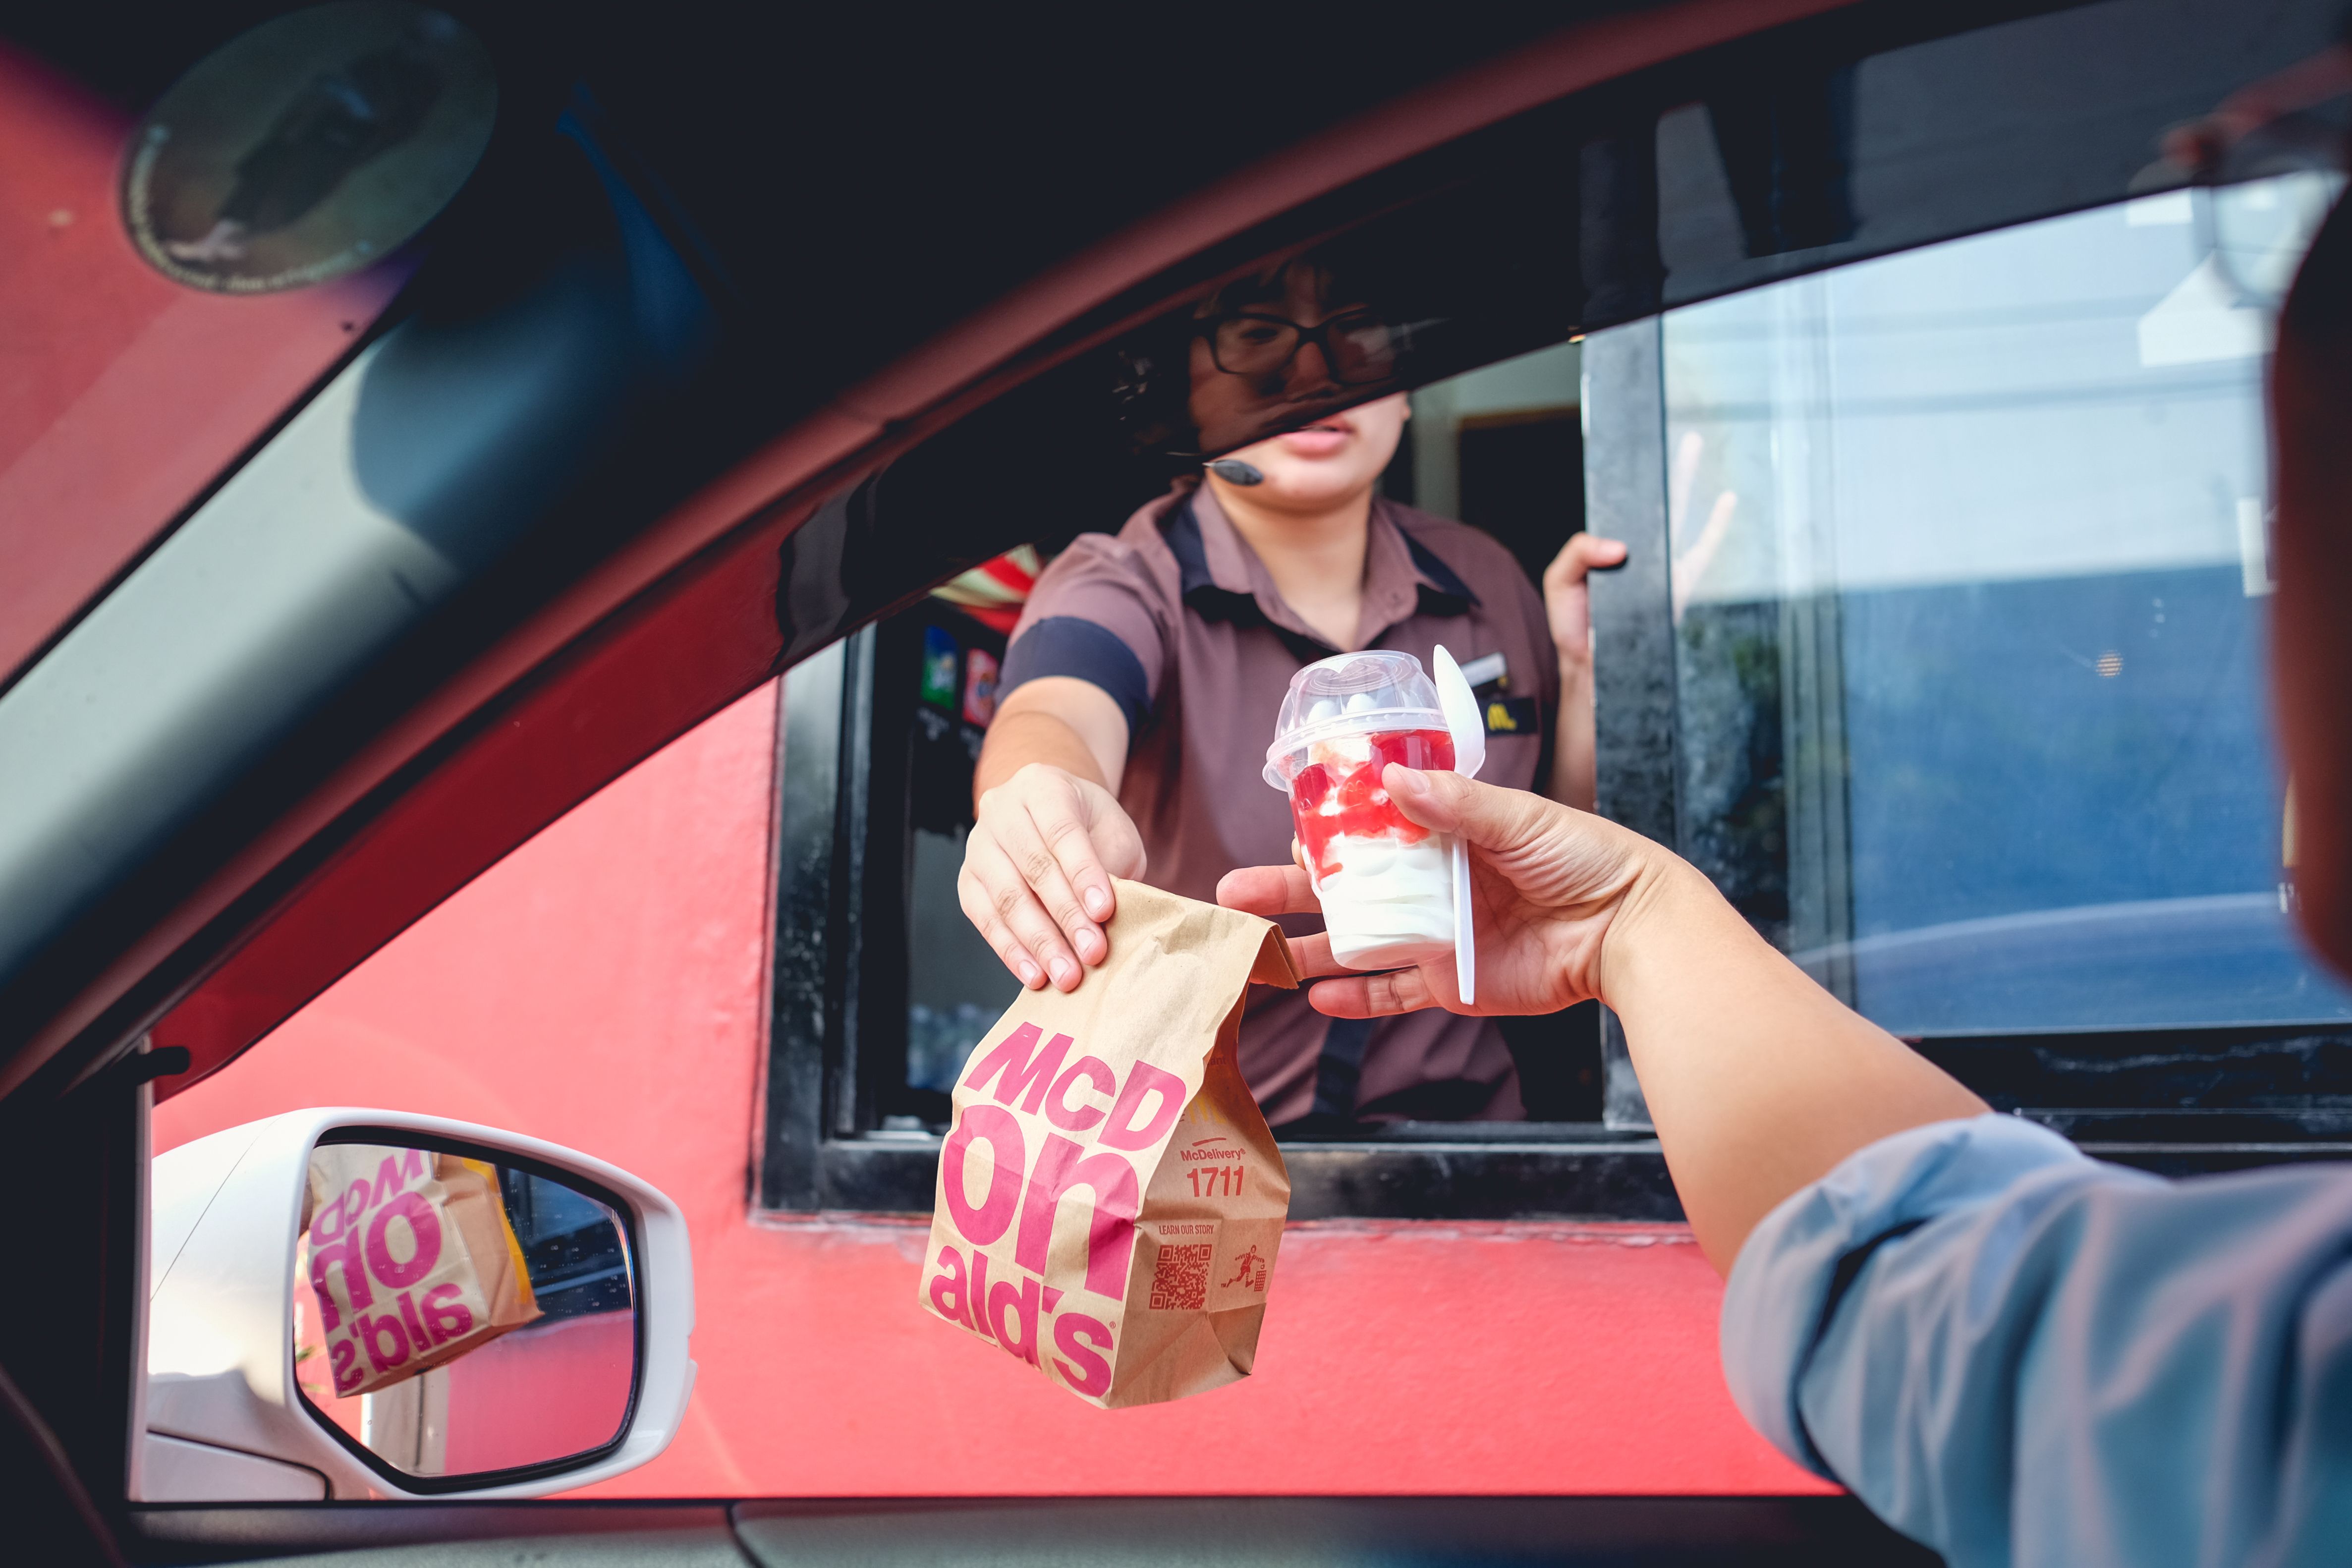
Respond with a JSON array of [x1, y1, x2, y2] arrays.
[[1457, 651, 1509, 688]]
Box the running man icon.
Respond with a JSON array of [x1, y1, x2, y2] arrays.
[[1223, 1245, 1269, 1292]]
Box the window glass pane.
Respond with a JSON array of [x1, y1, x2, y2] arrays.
[[895, 602, 1022, 1125], [1664, 177, 2352, 1034]]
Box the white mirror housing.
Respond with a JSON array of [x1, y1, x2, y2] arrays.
[[140, 1108, 694, 1501]]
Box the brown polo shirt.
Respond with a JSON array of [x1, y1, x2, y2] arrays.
[[1000, 482, 1560, 1127]]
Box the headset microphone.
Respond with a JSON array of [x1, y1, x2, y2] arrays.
[[1207, 459, 1265, 486]]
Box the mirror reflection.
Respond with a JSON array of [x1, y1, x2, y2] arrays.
[[121, 2, 498, 293], [291, 1141, 636, 1479]]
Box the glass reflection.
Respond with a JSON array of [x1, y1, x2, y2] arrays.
[[1178, 254, 1430, 456], [293, 1142, 635, 1479], [1662, 178, 2352, 1034]]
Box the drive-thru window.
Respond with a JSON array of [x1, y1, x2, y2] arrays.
[[759, 151, 2352, 1219]]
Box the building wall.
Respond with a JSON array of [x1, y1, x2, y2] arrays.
[[155, 680, 1822, 1497]]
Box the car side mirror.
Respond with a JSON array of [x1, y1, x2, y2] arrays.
[[139, 1108, 693, 1500]]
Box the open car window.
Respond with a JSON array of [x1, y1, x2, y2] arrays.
[[167, 166, 2352, 1503], [95, 0, 2352, 1518]]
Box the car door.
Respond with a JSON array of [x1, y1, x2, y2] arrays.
[[5, 0, 2348, 1563]]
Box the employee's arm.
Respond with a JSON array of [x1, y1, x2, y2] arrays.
[[1218, 768, 1985, 1273], [963, 677, 1145, 993], [1541, 533, 1626, 811]]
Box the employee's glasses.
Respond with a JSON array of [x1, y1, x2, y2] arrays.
[[1199, 309, 1398, 385]]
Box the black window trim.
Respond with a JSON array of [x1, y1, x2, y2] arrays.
[[756, 308, 2352, 1221]]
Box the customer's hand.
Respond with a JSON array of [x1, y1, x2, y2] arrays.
[[961, 762, 1147, 992], [1217, 765, 1666, 1019], [1232, 768, 1988, 1275]]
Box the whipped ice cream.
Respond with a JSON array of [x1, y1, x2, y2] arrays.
[[1265, 652, 1463, 974], [1285, 726, 1459, 969], [1313, 830, 1456, 968]]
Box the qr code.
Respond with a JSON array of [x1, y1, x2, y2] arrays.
[[1148, 1242, 1213, 1310]]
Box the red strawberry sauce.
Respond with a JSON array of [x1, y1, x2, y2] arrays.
[[1287, 728, 1456, 879]]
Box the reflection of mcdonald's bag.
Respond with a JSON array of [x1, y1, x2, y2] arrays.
[[304, 1147, 541, 1398], [916, 879, 1299, 1407]]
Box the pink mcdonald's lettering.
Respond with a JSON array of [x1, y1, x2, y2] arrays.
[[395, 1289, 433, 1355], [968, 1251, 997, 1342], [1052, 1312, 1115, 1398], [421, 1282, 473, 1342], [359, 1311, 410, 1373], [1097, 1061, 1186, 1152], [927, 1245, 975, 1329], [987, 1274, 1043, 1367], [367, 1147, 427, 1207], [308, 1237, 371, 1331], [1013, 1135, 1140, 1299], [941, 1104, 1025, 1243], [961, 1021, 1074, 1114], [1044, 1056, 1117, 1132], [365, 1191, 443, 1289], [329, 1339, 360, 1395]]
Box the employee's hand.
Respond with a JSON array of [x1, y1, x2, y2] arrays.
[[962, 762, 1147, 992], [1216, 766, 1666, 1019], [1541, 532, 1627, 671]]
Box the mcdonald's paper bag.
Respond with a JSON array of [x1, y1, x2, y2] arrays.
[[304, 1145, 542, 1398], [917, 878, 1300, 1407]]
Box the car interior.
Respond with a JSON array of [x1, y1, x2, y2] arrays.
[[3, 0, 2349, 1562]]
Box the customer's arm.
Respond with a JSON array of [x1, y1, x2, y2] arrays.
[[1720, 1113, 2352, 1567], [1222, 770, 2352, 1567], [1219, 766, 1984, 1272]]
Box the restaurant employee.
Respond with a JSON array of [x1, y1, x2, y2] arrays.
[[958, 256, 1623, 1125]]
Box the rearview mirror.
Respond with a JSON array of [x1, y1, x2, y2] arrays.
[[141, 1110, 693, 1501]]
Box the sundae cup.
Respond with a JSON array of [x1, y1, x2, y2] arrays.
[[1263, 651, 1459, 969]]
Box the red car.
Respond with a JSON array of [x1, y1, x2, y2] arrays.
[[4, 0, 2347, 1561]]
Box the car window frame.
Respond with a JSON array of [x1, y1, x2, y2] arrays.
[[4, 0, 2132, 1542], [45, 0, 2336, 1265], [114, 0, 2352, 1192]]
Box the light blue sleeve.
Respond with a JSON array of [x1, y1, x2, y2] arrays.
[[1720, 1113, 2352, 1568]]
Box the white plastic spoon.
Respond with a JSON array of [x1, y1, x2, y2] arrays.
[[1430, 645, 1486, 1007]]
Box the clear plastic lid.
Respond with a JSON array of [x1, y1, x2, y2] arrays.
[[1262, 650, 1449, 789]]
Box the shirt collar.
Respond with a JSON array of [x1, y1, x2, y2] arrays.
[[1164, 485, 1477, 654]]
